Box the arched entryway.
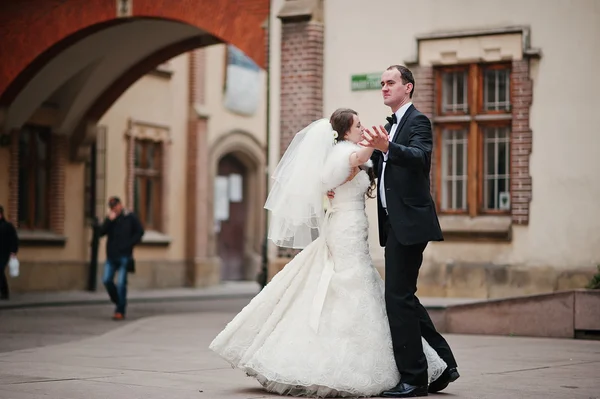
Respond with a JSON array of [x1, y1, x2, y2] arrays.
[[216, 154, 249, 281], [0, 1, 268, 156], [210, 131, 266, 282]]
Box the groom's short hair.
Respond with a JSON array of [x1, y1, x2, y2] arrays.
[[387, 65, 415, 98]]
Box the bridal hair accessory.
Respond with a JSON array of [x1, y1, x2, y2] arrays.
[[264, 118, 335, 249], [333, 130, 339, 144]]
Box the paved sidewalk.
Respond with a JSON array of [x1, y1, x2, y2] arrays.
[[0, 306, 599, 398], [0, 281, 481, 310], [0, 281, 262, 310]]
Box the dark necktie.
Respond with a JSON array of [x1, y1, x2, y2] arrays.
[[386, 114, 397, 125]]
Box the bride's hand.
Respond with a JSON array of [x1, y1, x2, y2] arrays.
[[363, 126, 389, 152]]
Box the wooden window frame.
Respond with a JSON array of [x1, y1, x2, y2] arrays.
[[18, 125, 51, 230], [434, 63, 512, 217], [434, 122, 469, 215], [133, 139, 163, 231], [435, 65, 471, 117]]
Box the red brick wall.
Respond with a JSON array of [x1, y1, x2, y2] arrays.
[[0, 0, 268, 104], [511, 59, 533, 225], [185, 49, 210, 283], [126, 130, 135, 211], [278, 20, 324, 257], [411, 66, 436, 198], [279, 21, 324, 155], [186, 51, 201, 268], [412, 66, 435, 119]]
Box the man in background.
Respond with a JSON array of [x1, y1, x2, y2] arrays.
[[99, 196, 144, 320]]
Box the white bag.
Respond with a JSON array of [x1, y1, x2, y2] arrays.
[[8, 257, 19, 277]]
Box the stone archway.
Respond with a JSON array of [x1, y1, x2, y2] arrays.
[[0, 0, 268, 101], [0, 1, 269, 291], [0, 0, 269, 159]]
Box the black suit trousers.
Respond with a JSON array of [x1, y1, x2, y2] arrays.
[[384, 221, 457, 386]]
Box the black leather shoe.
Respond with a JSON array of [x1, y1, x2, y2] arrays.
[[382, 382, 428, 397], [428, 367, 460, 393]]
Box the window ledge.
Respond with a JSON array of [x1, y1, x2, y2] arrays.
[[434, 114, 512, 124], [439, 215, 512, 242], [140, 230, 172, 246], [17, 230, 67, 246]]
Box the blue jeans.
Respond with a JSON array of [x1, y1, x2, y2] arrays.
[[103, 257, 129, 314]]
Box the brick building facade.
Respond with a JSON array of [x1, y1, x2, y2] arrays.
[[266, 0, 599, 298]]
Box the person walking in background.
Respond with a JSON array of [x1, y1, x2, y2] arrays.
[[0, 205, 19, 300], [99, 196, 144, 320]]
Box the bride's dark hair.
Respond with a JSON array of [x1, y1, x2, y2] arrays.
[[329, 108, 377, 199]]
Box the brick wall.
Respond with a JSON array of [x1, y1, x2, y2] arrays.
[[126, 131, 135, 210], [278, 19, 324, 258], [511, 59, 533, 225], [49, 134, 67, 234], [411, 66, 434, 119], [185, 49, 210, 284], [186, 50, 200, 269], [410, 66, 436, 198], [279, 21, 324, 257], [0, 0, 269, 104], [279, 21, 324, 154]]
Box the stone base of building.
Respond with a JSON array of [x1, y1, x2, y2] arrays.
[[127, 260, 188, 289], [6, 257, 225, 293], [417, 262, 596, 299], [269, 257, 596, 299], [189, 256, 222, 287], [8, 261, 88, 293]]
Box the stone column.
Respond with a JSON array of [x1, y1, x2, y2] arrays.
[[186, 49, 220, 287]]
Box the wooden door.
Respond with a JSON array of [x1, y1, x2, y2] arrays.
[[216, 155, 247, 281]]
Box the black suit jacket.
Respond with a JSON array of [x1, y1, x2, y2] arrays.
[[0, 218, 19, 259], [371, 104, 443, 247]]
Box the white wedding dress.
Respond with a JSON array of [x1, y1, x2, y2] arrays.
[[209, 141, 447, 397]]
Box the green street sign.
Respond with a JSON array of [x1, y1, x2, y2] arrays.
[[351, 73, 382, 91]]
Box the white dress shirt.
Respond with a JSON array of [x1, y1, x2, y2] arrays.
[[380, 102, 412, 209]]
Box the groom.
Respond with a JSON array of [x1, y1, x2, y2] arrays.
[[362, 65, 459, 397]]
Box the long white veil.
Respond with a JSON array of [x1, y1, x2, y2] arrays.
[[264, 118, 335, 249]]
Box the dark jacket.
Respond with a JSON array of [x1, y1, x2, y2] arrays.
[[99, 210, 144, 260], [371, 104, 443, 246], [0, 218, 19, 260]]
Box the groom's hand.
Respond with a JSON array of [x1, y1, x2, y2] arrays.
[[363, 125, 389, 153]]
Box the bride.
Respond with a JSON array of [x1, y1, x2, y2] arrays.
[[209, 108, 446, 397]]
